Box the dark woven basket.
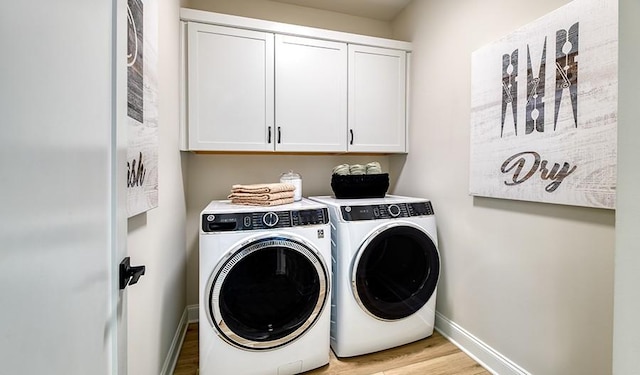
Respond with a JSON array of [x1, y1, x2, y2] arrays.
[[331, 173, 389, 199]]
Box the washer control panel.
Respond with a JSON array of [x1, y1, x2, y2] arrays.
[[202, 208, 329, 232], [340, 201, 434, 221]]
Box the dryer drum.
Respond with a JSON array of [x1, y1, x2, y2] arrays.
[[352, 225, 440, 321], [207, 236, 329, 350]]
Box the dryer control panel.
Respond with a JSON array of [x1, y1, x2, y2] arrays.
[[202, 208, 329, 232], [340, 201, 434, 221]]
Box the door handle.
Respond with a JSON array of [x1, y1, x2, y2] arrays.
[[268, 126, 272, 144], [119, 257, 146, 290], [277, 126, 281, 144], [349, 129, 354, 145]]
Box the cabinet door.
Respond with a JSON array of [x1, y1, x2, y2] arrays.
[[187, 23, 274, 151], [348, 45, 407, 153], [275, 35, 347, 152]]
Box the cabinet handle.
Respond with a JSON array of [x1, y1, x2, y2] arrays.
[[349, 129, 354, 145], [268, 126, 272, 144], [277, 126, 281, 144]]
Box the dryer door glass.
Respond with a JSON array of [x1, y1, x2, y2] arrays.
[[352, 225, 439, 320], [207, 236, 328, 350]]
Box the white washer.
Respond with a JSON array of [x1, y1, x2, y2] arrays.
[[309, 195, 440, 358], [199, 199, 331, 375]]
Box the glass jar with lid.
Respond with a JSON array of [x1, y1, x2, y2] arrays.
[[280, 171, 302, 201]]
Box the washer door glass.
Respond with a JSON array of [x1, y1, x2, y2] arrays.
[[207, 236, 328, 350], [352, 224, 439, 320]]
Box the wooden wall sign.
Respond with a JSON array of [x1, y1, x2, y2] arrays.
[[127, 0, 158, 217], [470, 0, 617, 209]]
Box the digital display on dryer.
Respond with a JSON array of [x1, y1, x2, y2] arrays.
[[292, 209, 328, 226], [341, 205, 376, 221], [408, 202, 434, 216]]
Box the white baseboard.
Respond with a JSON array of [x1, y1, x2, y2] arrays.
[[187, 304, 199, 323], [435, 311, 530, 375], [160, 305, 199, 375]]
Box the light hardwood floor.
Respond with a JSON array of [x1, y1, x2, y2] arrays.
[[173, 323, 490, 375]]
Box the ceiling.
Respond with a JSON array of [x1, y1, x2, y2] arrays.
[[269, 0, 412, 21]]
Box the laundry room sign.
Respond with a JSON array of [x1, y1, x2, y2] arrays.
[[126, 0, 159, 217], [469, 0, 617, 209]]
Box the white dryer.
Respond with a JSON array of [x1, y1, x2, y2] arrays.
[[199, 199, 331, 375], [309, 195, 440, 358]]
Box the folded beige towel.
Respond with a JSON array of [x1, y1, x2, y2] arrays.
[[231, 197, 295, 206], [227, 191, 294, 201], [231, 182, 295, 194]]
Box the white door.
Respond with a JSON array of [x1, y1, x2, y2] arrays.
[[348, 45, 407, 153], [275, 35, 348, 152], [187, 23, 275, 151], [0, 1, 127, 374]]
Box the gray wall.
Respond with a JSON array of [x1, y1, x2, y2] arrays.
[[391, 1, 615, 374]]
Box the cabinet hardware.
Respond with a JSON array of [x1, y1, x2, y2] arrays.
[[277, 126, 282, 144], [268, 126, 272, 143], [350, 129, 354, 145]]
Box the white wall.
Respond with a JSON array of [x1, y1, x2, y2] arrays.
[[392, 1, 615, 374], [126, 0, 188, 374], [613, 0, 640, 373], [185, 0, 393, 38], [181, 0, 398, 306]]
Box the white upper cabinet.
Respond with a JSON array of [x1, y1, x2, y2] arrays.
[[275, 35, 347, 152], [186, 23, 274, 151], [348, 45, 407, 153], [180, 9, 411, 153]]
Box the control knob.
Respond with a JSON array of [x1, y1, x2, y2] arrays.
[[387, 204, 401, 217], [262, 212, 279, 227]]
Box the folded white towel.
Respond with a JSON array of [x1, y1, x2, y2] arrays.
[[349, 164, 366, 175], [365, 161, 382, 174], [332, 164, 350, 175], [332, 162, 383, 176]]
